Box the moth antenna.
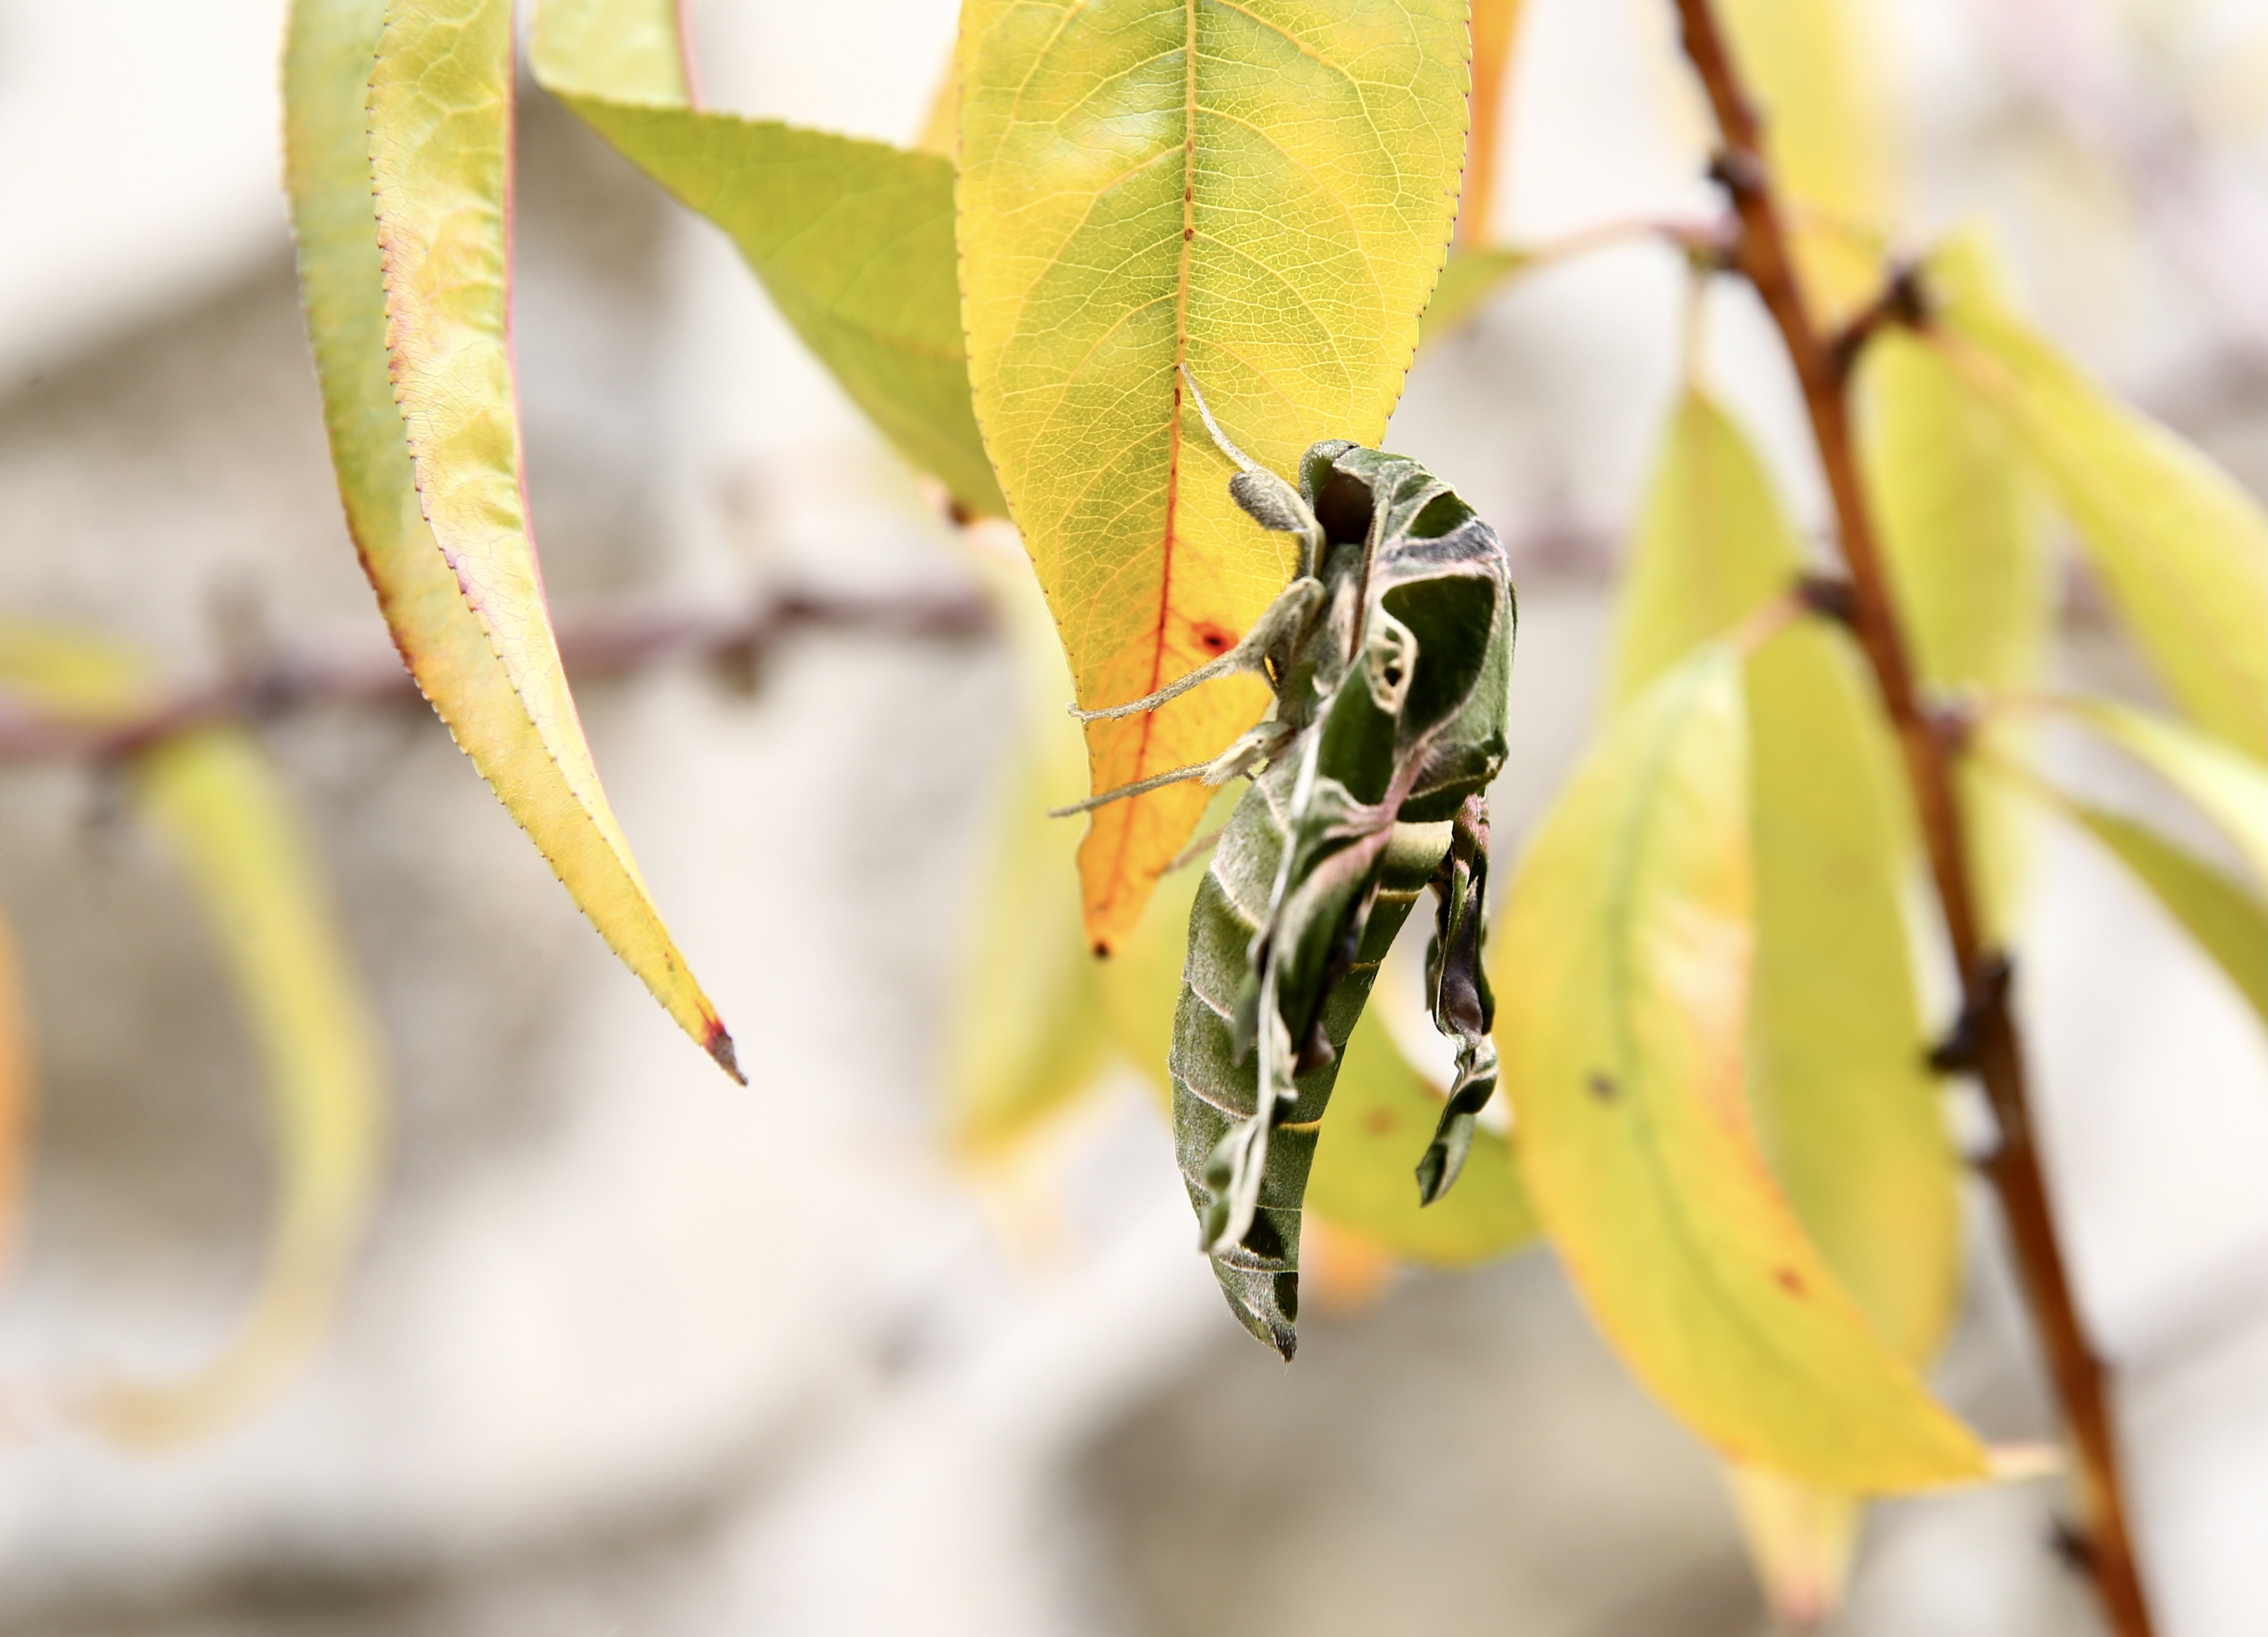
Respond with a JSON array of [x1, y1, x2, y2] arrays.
[[1178, 363, 1265, 476]]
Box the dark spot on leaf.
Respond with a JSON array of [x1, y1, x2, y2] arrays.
[[1196, 623, 1234, 655], [1585, 1072, 1617, 1102], [1091, 940, 1113, 959], [1775, 1268, 1806, 1297], [1363, 1109, 1397, 1136]]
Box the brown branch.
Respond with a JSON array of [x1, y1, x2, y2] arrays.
[[1667, 4, 2157, 1632], [0, 584, 996, 765]]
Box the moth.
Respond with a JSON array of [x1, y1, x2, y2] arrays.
[[1060, 369, 1516, 1356]]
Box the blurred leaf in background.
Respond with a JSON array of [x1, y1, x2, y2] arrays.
[[0, 627, 385, 1445]]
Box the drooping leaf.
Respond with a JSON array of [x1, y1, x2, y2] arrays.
[[1495, 645, 1986, 1489], [531, 0, 1002, 515], [1998, 773, 2268, 1028], [1306, 1010, 1537, 1268], [956, 0, 1472, 951], [0, 630, 385, 1444], [1613, 392, 1960, 1372], [1928, 273, 2268, 757], [2056, 698, 2268, 887], [87, 729, 388, 1445], [1460, 0, 1530, 247], [1860, 236, 2053, 938], [1716, 0, 1894, 318], [1613, 391, 1964, 1566], [288, 0, 736, 1076]]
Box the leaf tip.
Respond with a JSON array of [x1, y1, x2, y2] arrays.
[[705, 1020, 747, 1086]]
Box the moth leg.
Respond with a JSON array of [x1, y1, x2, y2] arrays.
[[1069, 577, 1321, 722], [1416, 794, 1500, 1206], [1046, 720, 1295, 818], [1178, 364, 1326, 568]]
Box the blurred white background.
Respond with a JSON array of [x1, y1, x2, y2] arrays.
[[0, 1, 2264, 1632]]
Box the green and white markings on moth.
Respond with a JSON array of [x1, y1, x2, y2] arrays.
[[1061, 370, 1517, 1356]]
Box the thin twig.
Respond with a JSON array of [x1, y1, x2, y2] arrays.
[[1666, 4, 2156, 1632], [0, 584, 996, 764]]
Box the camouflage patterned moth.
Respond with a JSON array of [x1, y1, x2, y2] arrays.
[[1058, 370, 1516, 1356]]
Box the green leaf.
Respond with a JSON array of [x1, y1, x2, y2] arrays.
[[955, 0, 1472, 952], [1496, 645, 1986, 1490], [289, 0, 736, 1076], [1306, 1010, 1537, 1268], [1418, 246, 1532, 342], [2058, 697, 2268, 888], [531, 0, 1003, 515], [0, 630, 386, 1444], [1928, 268, 2268, 757], [1861, 238, 2053, 939], [2058, 797, 2267, 1026]]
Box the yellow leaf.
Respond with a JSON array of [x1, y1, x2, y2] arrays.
[[1306, 1009, 1537, 1268], [1613, 392, 1964, 1571], [531, 0, 1004, 515], [1861, 235, 2053, 938], [0, 630, 385, 1444], [1716, 0, 1895, 317], [955, 0, 1472, 950], [1460, 0, 1530, 247], [1496, 646, 1986, 1490], [1928, 270, 2268, 757], [287, 0, 736, 1076]]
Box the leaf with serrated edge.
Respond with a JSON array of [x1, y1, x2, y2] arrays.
[[1861, 236, 2052, 939], [0, 629, 384, 1444], [1929, 272, 2268, 757], [290, 0, 735, 1076], [1306, 1009, 1537, 1268], [531, 0, 1003, 515], [1496, 645, 1986, 1489], [956, 0, 1471, 952]]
